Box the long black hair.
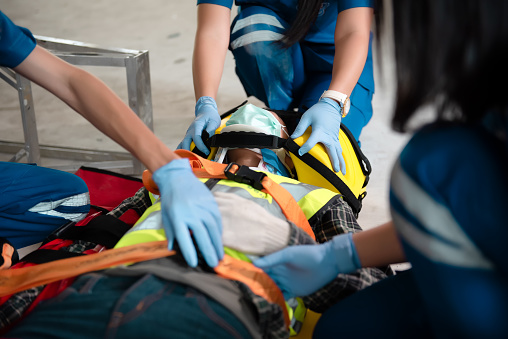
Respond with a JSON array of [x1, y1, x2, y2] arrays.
[[376, 0, 508, 132], [281, 0, 324, 47]]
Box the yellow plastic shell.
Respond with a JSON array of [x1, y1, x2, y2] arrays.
[[289, 127, 366, 199]]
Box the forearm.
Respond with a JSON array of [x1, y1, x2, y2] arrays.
[[193, 4, 231, 100], [328, 7, 373, 95], [65, 70, 179, 172], [352, 221, 407, 267], [14, 46, 178, 173]]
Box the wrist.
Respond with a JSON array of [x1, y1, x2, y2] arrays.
[[330, 233, 361, 273], [195, 96, 217, 116], [152, 158, 192, 188], [320, 90, 350, 118]]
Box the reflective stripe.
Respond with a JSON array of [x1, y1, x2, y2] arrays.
[[231, 14, 284, 34], [391, 160, 493, 269], [30, 210, 87, 222], [28, 192, 89, 221], [230, 31, 285, 50], [28, 193, 89, 211]]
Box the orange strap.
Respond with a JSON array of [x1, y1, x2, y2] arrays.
[[215, 255, 290, 327], [0, 241, 173, 297], [0, 241, 289, 327], [145, 150, 315, 240]]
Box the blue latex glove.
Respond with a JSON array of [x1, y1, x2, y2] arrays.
[[291, 97, 346, 175], [253, 233, 360, 299], [152, 159, 224, 267], [177, 96, 221, 155]]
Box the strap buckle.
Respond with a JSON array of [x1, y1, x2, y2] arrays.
[[224, 162, 266, 190]]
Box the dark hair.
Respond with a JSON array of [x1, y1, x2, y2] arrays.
[[376, 0, 508, 132], [281, 0, 324, 47]]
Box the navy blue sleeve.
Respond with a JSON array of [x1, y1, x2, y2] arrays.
[[0, 11, 36, 68], [391, 122, 508, 275], [337, 0, 375, 13], [197, 0, 234, 9]]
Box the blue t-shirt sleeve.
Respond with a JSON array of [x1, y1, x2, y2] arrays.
[[197, 0, 234, 9], [337, 0, 375, 13], [0, 11, 36, 68], [391, 122, 508, 275]]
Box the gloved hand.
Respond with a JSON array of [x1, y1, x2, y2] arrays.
[[177, 96, 221, 155], [153, 159, 224, 268], [291, 97, 346, 175], [253, 233, 360, 299]]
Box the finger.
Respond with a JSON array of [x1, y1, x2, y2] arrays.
[[253, 249, 292, 269], [205, 120, 220, 137], [338, 152, 346, 176], [298, 133, 320, 156], [160, 212, 176, 250], [263, 267, 295, 299], [291, 116, 311, 139], [180, 135, 193, 151], [193, 134, 210, 155], [189, 220, 219, 268], [207, 210, 224, 259], [173, 220, 198, 267], [326, 144, 342, 173]]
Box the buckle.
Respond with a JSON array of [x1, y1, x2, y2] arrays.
[[224, 162, 266, 190]]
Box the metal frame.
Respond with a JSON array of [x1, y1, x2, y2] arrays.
[[0, 35, 153, 175]]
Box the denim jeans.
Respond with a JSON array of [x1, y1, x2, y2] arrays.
[[8, 273, 252, 339]]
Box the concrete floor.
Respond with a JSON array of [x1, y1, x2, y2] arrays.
[[0, 1, 410, 234]]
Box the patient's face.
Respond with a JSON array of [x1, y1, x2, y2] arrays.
[[226, 111, 294, 170]]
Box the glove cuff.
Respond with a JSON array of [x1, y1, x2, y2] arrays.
[[319, 97, 342, 116], [330, 233, 361, 274], [195, 96, 218, 116], [152, 158, 192, 191]]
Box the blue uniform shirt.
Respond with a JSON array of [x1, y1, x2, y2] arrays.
[[197, 0, 375, 94], [0, 11, 36, 68], [197, 0, 374, 44]]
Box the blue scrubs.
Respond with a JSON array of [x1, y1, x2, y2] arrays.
[[0, 11, 90, 249], [314, 120, 508, 338], [197, 0, 375, 142]]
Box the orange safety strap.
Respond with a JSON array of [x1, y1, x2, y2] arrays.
[[215, 255, 290, 327], [144, 150, 315, 240], [0, 241, 173, 297], [0, 240, 289, 327]]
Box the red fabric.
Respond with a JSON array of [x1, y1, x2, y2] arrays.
[[74, 167, 143, 211], [74, 167, 144, 225]]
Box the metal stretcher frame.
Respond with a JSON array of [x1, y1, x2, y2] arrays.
[[0, 35, 153, 175]]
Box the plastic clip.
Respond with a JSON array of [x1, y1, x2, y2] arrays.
[[224, 162, 266, 190]]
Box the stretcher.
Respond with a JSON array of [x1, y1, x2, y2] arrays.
[[0, 104, 374, 338]]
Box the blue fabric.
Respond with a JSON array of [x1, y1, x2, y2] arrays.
[[0, 162, 90, 249], [314, 121, 508, 338], [7, 273, 252, 339], [314, 269, 432, 339], [197, 0, 374, 37], [229, 6, 373, 140], [0, 11, 36, 68], [389, 122, 508, 338], [260, 149, 290, 177]]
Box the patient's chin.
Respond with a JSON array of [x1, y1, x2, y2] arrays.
[[227, 149, 263, 167]]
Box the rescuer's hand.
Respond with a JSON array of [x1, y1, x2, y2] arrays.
[[253, 233, 360, 299], [291, 97, 346, 175], [153, 159, 224, 267], [178, 96, 221, 155]]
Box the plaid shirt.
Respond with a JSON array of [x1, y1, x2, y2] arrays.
[[251, 197, 393, 337]]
